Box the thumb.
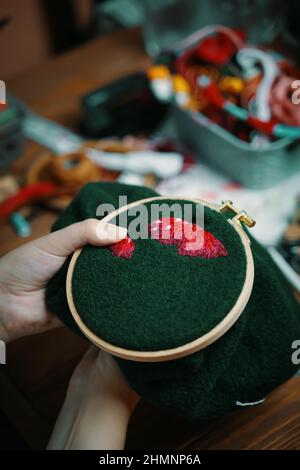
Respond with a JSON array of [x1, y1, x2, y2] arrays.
[[0, 219, 128, 299], [35, 219, 127, 258]]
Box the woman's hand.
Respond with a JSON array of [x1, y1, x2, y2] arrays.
[[0, 219, 127, 342], [48, 347, 140, 450], [68, 346, 139, 414]]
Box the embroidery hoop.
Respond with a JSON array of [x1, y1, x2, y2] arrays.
[[66, 197, 255, 362]]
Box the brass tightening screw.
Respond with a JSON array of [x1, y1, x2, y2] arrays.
[[219, 200, 256, 228]]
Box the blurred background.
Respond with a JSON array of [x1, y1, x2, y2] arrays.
[[1, 0, 300, 80], [1, 0, 300, 450]]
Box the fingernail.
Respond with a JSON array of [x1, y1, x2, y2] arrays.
[[96, 222, 127, 240]]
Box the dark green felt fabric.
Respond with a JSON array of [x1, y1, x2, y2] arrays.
[[72, 200, 246, 350], [46, 182, 300, 420]]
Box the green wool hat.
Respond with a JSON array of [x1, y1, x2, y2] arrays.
[[46, 182, 300, 420]]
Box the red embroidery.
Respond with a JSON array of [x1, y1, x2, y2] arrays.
[[110, 218, 228, 259], [110, 236, 135, 259], [149, 218, 228, 258]]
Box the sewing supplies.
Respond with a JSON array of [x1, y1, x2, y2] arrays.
[[237, 48, 279, 122], [23, 112, 185, 183], [218, 76, 244, 95], [153, 43, 300, 188], [193, 71, 300, 140], [0, 108, 88, 223], [0, 181, 60, 221], [149, 24, 300, 142], [0, 131, 186, 220], [50, 151, 100, 186], [240, 73, 262, 111], [87, 148, 183, 179], [236, 48, 280, 146], [195, 29, 243, 66], [19, 111, 161, 213], [9, 211, 32, 238], [172, 74, 191, 108], [0, 175, 19, 204], [147, 65, 173, 103], [23, 113, 83, 155], [25, 149, 106, 211]]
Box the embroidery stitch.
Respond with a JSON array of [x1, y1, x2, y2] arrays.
[[110, 236, 135, 259], [149, 218, 228, 258], [110, 218, 228, 259]]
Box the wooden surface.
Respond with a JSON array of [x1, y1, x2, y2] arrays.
[[1, 28, 300, 450]]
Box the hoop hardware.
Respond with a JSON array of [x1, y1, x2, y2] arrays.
[[219, 200, 256, 228]]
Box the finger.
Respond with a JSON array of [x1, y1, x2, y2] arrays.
[[67, 345, 99, 393], [35, 219, 127, 258], [82, 345, 99, 364], [95, 350, 123, 378], [73, 345, 99, 376]]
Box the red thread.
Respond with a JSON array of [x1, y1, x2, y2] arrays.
[[110, 219, 228, 260], [148, 218, 228, 259], [110, 236, 135, 259], [0, 181, 59, 221], [247, 116, 278, 135], [202, 83, 226, 108], [196, 34, 235, 66], [178, 230, 228, 258]]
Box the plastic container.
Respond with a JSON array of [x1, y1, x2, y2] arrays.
[[172, 105, 300, 189]]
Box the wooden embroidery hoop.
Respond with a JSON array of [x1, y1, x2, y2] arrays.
[[66, 197, 255, 363]]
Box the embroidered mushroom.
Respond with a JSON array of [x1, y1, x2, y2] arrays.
[[110, 218, 227, 259]]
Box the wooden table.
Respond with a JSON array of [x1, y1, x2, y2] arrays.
[[1, 28, 300, 450]]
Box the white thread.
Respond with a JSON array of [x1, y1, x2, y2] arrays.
[[236, 398, 265, 407], [237, 48, 279, 122]]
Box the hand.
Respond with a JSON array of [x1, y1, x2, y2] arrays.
[[48, 347, 140, 450], [68, 346, 140, 414], [0, 219, 127, 343]]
